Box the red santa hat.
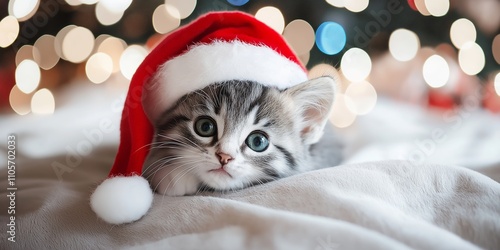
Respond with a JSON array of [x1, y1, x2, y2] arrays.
[[90, 11, 308, 224]]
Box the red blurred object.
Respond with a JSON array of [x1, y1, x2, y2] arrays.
[[407, 0, 417, 11], [428, 89, 456, 110], [483, 80, 500, 113], [0, 65, 15, 111]]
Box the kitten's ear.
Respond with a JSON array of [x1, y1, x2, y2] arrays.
[[285, 76, 336, 145]]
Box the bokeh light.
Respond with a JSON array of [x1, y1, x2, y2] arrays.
[[341, 48, 372, 82], [8, 0, 40, 21], [31, 89, 55, 115], [308, 63, 341, 80], [450, 18, 476, 49], [120, 45, 148, 80], [165, 0, 197, 19], [414, 0, 430, 16], [326, 0, 345, 8], [315, 21, 346, 55], [80, 0, 99, 4], [344, 81, 377, 115], [298, 52, 310, 66], [227, 0, 249, 6], [9, 85, 32, 115], [329, 94, 357, 128], [33, 35, 60, 70], [86, 53, 113, 84], [492, 34, 500, 65], [495, 72, 500, 96], [425, 0, 449, 17], [283, 19, 315, 56], [422, 55, 449, 88], [95, 1, 124, 26], [15, 60, 41, 94], [62, 26, 95, 63], [99, 0, 132, 13], [55, 25, 77, 60], [0, 16, 19, 48], [255, 6, 285, 34], [152, 4, 181, 34], [15, 45, 36, 66], [389, 29, 420, 62], [97, 36, 126, 73], [345, 0, 369, 13], [458, 42, 485, 76]]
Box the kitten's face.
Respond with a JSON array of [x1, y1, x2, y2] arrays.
[[143, 78, 334, 196]]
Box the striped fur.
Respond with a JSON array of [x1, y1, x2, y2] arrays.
[[142, 77, 336, 196]]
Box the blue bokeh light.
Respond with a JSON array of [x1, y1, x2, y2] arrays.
[[315, 22, 346, 55], [227, 0, 250, 6]]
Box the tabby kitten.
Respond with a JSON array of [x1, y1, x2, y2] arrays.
[[142, 77, 336, 196]]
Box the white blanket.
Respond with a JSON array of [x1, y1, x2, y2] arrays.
[[1, 81, 499, 249]]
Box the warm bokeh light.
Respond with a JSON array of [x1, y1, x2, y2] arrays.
[[31, 88, 55, 115], [120, 45, 148, 80], [80, 0, 99, 4], [315, 21, 346, 55], [15, 45, 36, 66], [283, 19, 315, 56], [326, 0, 344, 8], [298, 52, 310, 66], [86, 53, 114, 84], [8, 0, 40, 21], [345, 0, 369, 13], [389, 29, 420, 62], [99, 0, 132, 13], [344, 81, 377, 115], [55, 25, 77, 60], [97, 36, 126, 73], [492, 34, 500, 65], [329, 94, 357, 128], [308, 63, 341, 80], [341, 48, 372, 82], [422, 55, 449, 88], [33, 35, 60, 70], [152, 4, 181, 34], [0, 15, 19, 48], [165, 0, 197, 19], [9, 85, 32, 115], [414, 0, 430, 16], [495, 72, 500, 96], [65, 0, 81, 6], [425, 0, 449, 17], [15, 59, 41, 94], [62, 26, 95, 63], [450, 18, 476, 49], [96, 1, 124, 26], [458, 42, 485, 76], [255, 6, 285, 34]]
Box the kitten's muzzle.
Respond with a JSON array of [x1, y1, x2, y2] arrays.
[[217, 152, 233, 165]]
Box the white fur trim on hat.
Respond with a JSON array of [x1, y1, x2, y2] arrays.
[[90, 175, 153, 224], [143, 40, 309, 123]]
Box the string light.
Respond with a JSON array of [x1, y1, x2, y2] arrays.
[[422, 55, 449, 88], [33, 35, 60, 70], [96, 1, 124, 26], [86, 53, 113, 84], [0, 16, 19, 48], [389, 29, 420, 62], [97, 36, 127, 73], [9, 85, 32, 115], [341, 48, 372, 82], [31, 88, 55, 115], [15, 59, 41, 94], [458, 42, 485, 75], [55, 25, 77, 60], [255, 6, 285, 34], [15, 45, 35, 66]]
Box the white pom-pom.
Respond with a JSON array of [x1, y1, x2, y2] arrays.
[[90, 175, 153, 224]]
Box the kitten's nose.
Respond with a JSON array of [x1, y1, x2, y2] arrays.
[[216, 152, 233, 165]]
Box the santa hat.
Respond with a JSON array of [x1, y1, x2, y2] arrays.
[[90, 11, 308, 224]]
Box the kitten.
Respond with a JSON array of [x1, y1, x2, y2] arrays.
[[142, 77, 336, 196]]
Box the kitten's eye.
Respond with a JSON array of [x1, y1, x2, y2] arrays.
[[194, 117, 216, 137], [245, 131, 269, 152]]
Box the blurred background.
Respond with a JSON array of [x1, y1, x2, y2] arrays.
[[0, 0, 499, 128]]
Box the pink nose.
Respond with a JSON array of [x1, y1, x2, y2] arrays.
[[217, 152, 233, 165]]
